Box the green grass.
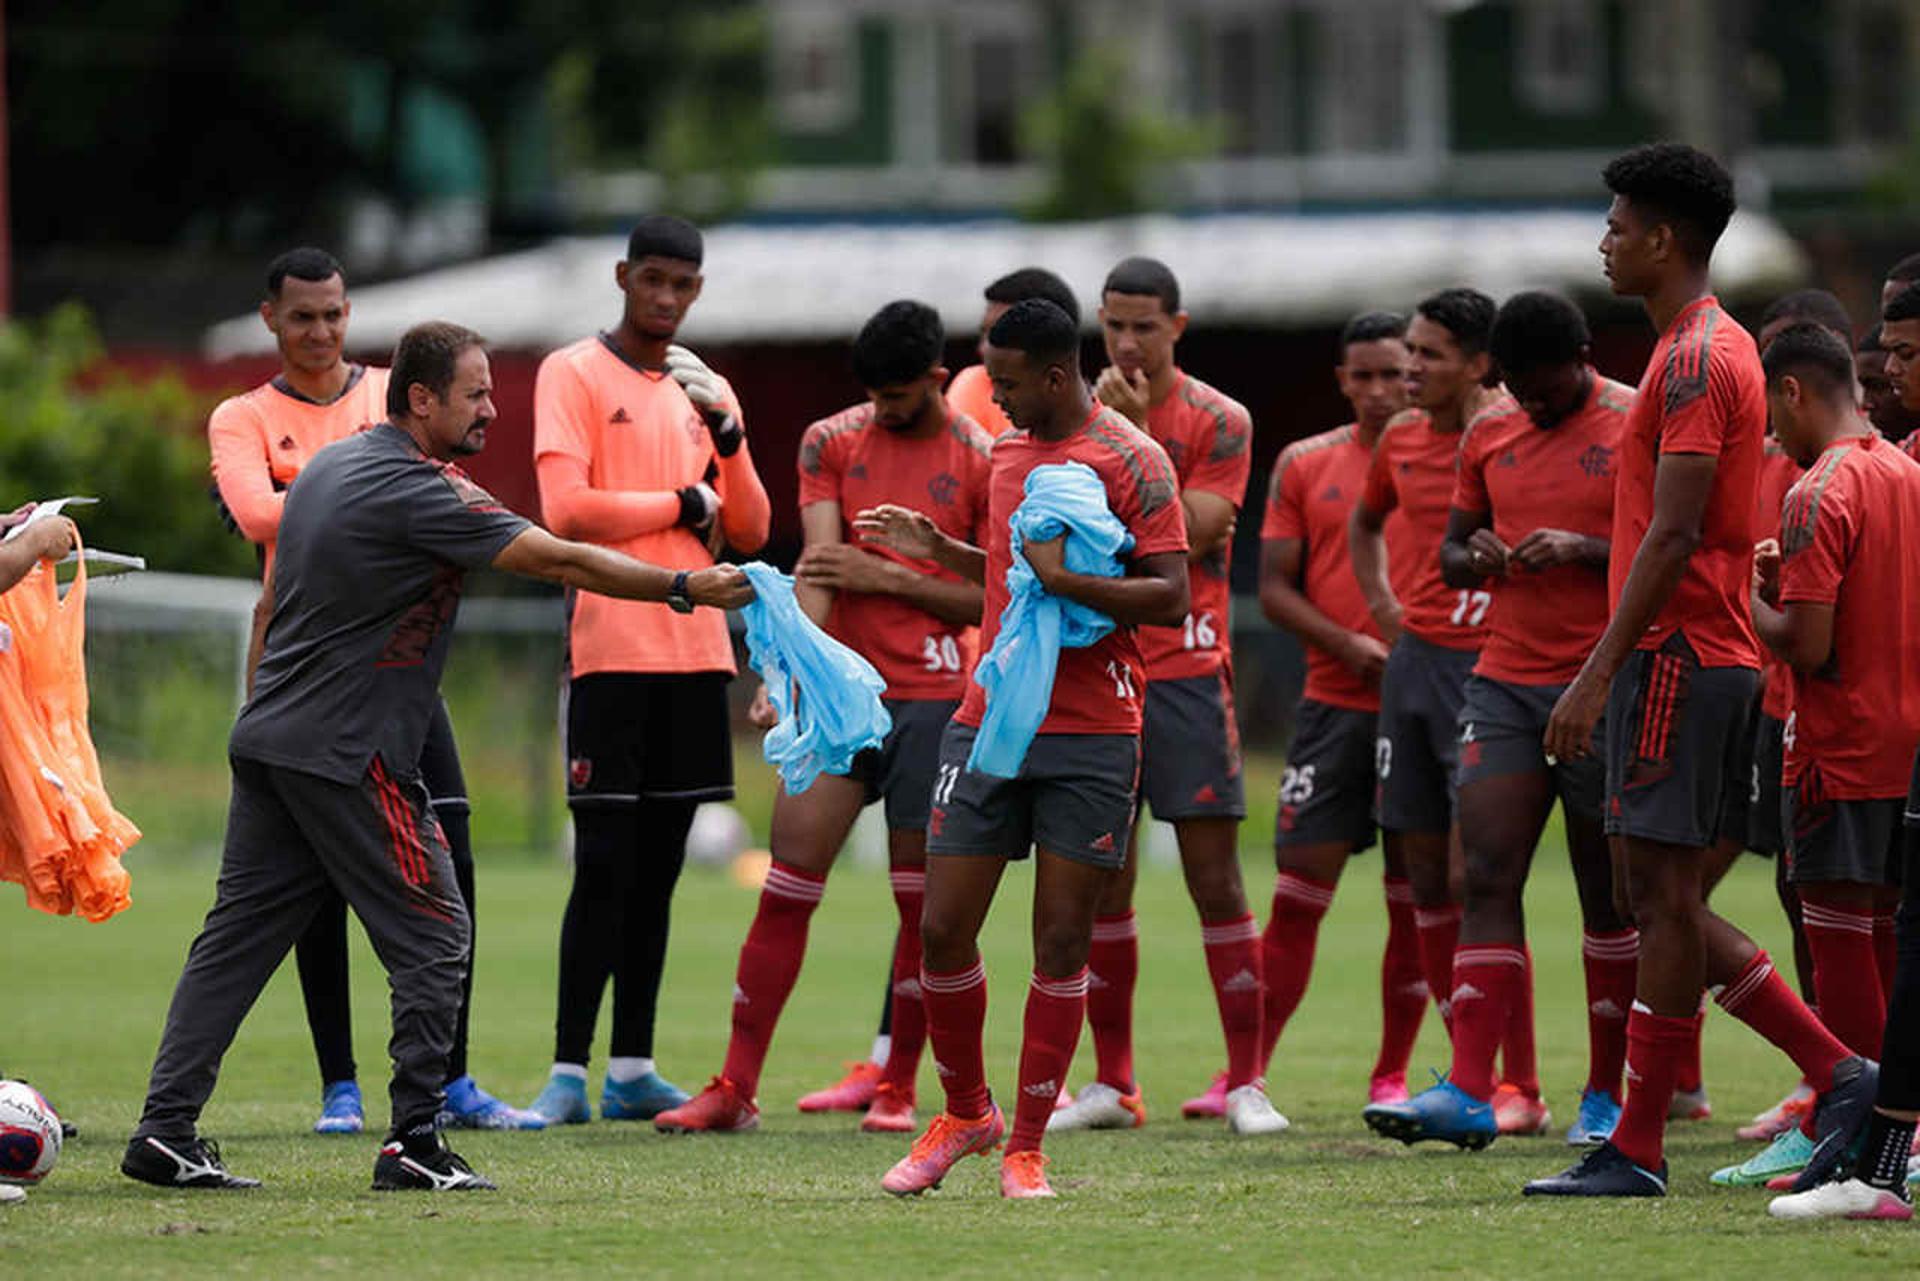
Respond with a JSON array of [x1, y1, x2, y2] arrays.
[[3, 830, 1913, 1277]]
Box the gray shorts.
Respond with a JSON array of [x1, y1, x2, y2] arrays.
[[1603, 636, 1758, 848], [1376, 631, 1477, 834], [925, 721, 1141, 870], [1454, 674, 1605, 822], [841, 698, 958, 832], [1786, 791, 1902, 887], [1275, 699, 1377, 853], [1745, 710, 1787, 857], [1141, 672, 1247, 821]]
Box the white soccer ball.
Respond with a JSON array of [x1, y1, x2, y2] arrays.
[[0, 1080, 62, 1186], [685, 802, 751, 868]]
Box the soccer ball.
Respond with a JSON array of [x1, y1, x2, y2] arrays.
[[0, 1081, 62, 1185]]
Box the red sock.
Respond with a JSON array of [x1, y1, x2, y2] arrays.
[[1446, 944, 1527, 1101], [1800, 895, 1886, 1058], [1414, 903, 1462, 1031], [921, 958, 991, 1118], [1581, 929, 1638, 1098], [1610, 1004, 1696, 1170], [1008, 968, 1089, 1154], [1499, 946, 1539, 1096], [1258, 872, 1335, 1070], [1874, 912, 1899, 997], [881, 867, 927, 1094], [1714, 949, 1850, 1093], [720, 861, 825, 1097], [1086, 911, 1139, 1092], [1372, 876, 1428, 1083], [1200, 913, 1263, 1090], [1674, 994, 1705, 1094]]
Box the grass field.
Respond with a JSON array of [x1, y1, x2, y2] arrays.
[[4, 827, 1915, 1276]]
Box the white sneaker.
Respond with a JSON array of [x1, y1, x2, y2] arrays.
[[1225, 1084, 1291, 1136], [0, 1185, 24, 1204], [1045, 1081, 1145, 1132], [1769, 1178, 1914, 1221]]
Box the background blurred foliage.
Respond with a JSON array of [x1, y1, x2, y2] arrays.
[[0, 305, 251, 576]]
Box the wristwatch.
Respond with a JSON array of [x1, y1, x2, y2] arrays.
[[667, 570, 694, 615]]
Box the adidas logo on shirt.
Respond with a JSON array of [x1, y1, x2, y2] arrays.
[[609, 407, 632, 424], [278, 435, 297, 451]]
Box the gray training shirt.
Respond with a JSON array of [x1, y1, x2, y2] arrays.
[[230, 422, 531, 784]]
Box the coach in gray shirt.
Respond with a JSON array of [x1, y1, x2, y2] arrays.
[[122, 320, 752, 1194]]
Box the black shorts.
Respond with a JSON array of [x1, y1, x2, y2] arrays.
[[564, 671, 733, 807], [1454, 674, 1605, 822], [1376, 631, 1476, 834], [1275, 699, 1377, 852], [1786, 781, 1902, 887], [1744, 710, 1787, 857], [1141, 672, 1247, 821], [840, 698, 957, 832], [925, 721, 1140, 870], [1603, 636, 1758, 848]]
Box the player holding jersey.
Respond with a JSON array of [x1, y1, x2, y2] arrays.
[[860, 299, 1189, 1200], [1045, 257, 1278, 1136], [651, 301, 992, 1136], [1255, 311, 1434, 1108], [1364, 291, 1635, 1150]]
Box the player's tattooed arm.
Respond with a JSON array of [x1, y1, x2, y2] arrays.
[[1546, 452, 1716, 762], [1347, 496, 1403, 645], [1439, 506, 1507, 587], [1022, 541, 1188, 627], [1259, 536, 1387, 685], [850, 503, 986, 585]]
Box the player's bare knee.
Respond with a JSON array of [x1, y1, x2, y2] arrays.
[[1032, 923, 1092, 978]]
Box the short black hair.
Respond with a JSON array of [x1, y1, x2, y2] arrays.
[[850, 300, 945, 389], [266, 247, 343, 298], [986, 298, 1079, 368], [1489, 291, 1591, 375], [1415, 287, 1497, 356], [388, 321, 487, 417], [1886, 283, 1920, 325], [1602, 142, 1736, 264], [984, 267, 1080, 326], [1760, 322, 1855, 398], [1858, 323, 1884, 354], [1760, 289, 1852, 341], [1338, 311, 1407, 355], [1887, 252, 1920, 285], [626, 214, 703, 266], [1102, 256, 1181, 314]]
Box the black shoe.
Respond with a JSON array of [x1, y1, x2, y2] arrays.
[[121, 1135, 261, 1189], [372, 1139, 496, 1191], [1522, 1141, 1667, 1197], [1796, 1055, 1879, 1192]]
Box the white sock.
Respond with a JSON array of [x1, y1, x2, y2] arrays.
[[607, 1056, 655, 1084], [549, 1062, 588, 1082], [870, 1035, 892, 1067]]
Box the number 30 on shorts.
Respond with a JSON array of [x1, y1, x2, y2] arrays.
[[1375, 735, 1393, 779]]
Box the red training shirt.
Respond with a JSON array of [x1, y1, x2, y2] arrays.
[[1452, 375, 1630, 685], [1361, 404, 1496, 651], [953, 406, 1189, 737], [795, 400, 995, 701]]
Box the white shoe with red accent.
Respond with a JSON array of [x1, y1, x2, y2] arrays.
[[1045, 1082, 1146, 1132]]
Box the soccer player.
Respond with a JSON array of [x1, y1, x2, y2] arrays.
[[649, 301, 992, 1135], [1755, 321, 1920, 1222], [1363, 291, 1635, 1150], [797, 268, 1082, 1115], [1881, 252, 1920, 315], [206, 248, 539, 1134], [1044, 256, 1277, 1135], [1858, 327, 1920, 446], [860, 298, 1188, 1200], [122, 322, 753, 1192], [526, 216, 772, 1125], [945, 268, 1081, 440], [1348, 288, 1547, 1131], [1256, 311, 1434, 1109], [1526, 142, 1874, 1198]]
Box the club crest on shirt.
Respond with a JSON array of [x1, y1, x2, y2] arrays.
[[926, 472, 959, 507], [1579, 444, 1617, 479]]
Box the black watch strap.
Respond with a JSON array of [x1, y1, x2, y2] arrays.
[[668, 569, 693, 614]]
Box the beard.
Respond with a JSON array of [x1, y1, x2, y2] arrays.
[[450, 417, 490, 456]]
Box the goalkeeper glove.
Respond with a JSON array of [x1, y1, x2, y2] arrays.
[[676, 482, 719, 533], [666, 344, 744, 457]]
